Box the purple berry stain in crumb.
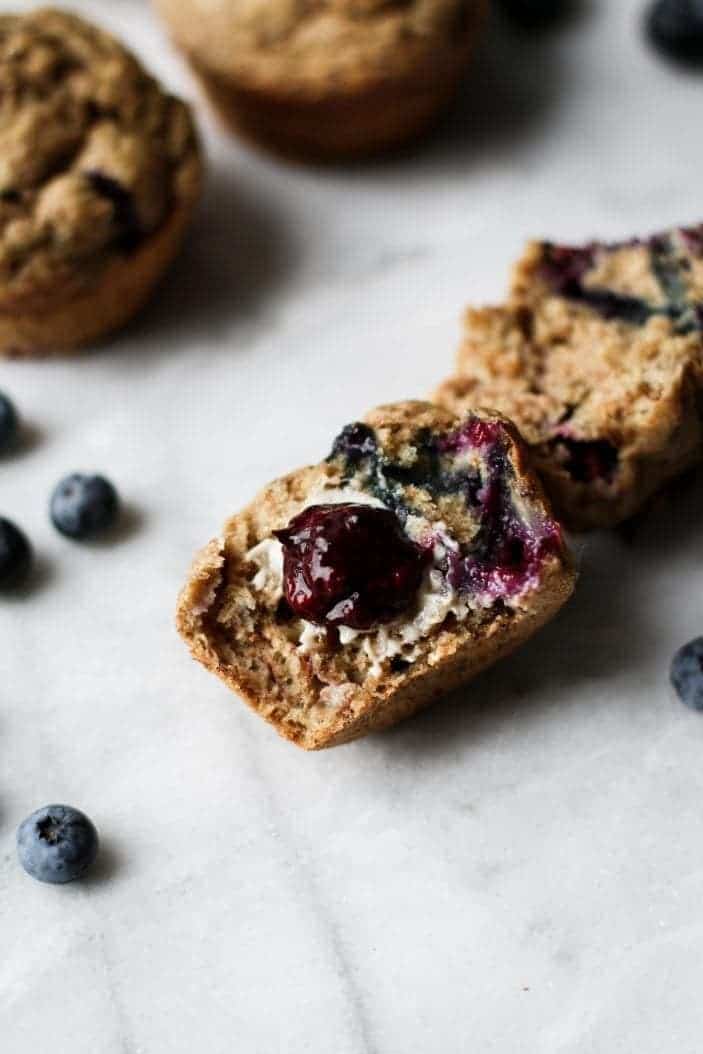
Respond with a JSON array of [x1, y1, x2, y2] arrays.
[[551, 435, 619, 485], [538, 243, 596, 297], [539, 243, 653, 325], [671, 637, 703, 711], [438, 415, 506, 455], [679, 224, 703, 256], [327, 415, 563, 612], [538, 225, 703, 331], [439, 418, 562, 601], [275, 503, 429, 630]]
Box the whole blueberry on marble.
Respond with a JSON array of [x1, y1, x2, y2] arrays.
[[17, 804, 99, 884], [671, 637, 703, 711], [647, 0, 703, 63], [50, 473, 120, 539], [0, 391, 18, 453], [0, 517, 32, 588]]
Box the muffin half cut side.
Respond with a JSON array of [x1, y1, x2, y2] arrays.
[[436, 223, 703, 529]]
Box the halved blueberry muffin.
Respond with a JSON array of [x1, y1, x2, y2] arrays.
[[436, 224, 703, 530], [176, 401, 575, 750]]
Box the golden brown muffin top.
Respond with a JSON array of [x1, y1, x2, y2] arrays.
[[154, 0, 483, 96], [0, 8, 201, 311]]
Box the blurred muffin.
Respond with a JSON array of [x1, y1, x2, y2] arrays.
[[0, 8, 202, 357], [154, 0, 488, 161]]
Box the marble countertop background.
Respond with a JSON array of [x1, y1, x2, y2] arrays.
[[3, 1, 703, 1051]]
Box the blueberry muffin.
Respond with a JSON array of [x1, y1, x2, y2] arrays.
[[436, 224, 703, 529], [176, 401, 575, 750], [153, 0, 488, 161], [0, 9, 202, 357]]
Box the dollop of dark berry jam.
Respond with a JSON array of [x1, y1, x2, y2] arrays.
[[274, 503, 429, 630]]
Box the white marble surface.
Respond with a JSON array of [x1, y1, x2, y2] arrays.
[[3, 1, 703, 1050]]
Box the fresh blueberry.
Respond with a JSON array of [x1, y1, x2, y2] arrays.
[[498, 0, 568, 27], [0, 391, 18, 453], [646, 0, 703, 63], [671, 637, 703, 711], [17, 804, 99, 884], [50, 473, 120, 539], [0, 517, 32, 588]]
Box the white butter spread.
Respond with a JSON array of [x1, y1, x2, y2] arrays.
[[303, 484, 386, 511], [246, 537, 284, 599]]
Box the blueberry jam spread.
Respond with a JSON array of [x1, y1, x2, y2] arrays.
[[272, 415, 564, 633], [538, 224, 703, 332], [274, 504, 429, 630]]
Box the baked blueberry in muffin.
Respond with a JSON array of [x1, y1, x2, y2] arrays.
[[176, 402, 575, 749], [436, 223, 703, 529]]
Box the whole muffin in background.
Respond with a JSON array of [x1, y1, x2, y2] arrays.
[[0, 8, 202, 358], [153, 0, 488, 161]]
